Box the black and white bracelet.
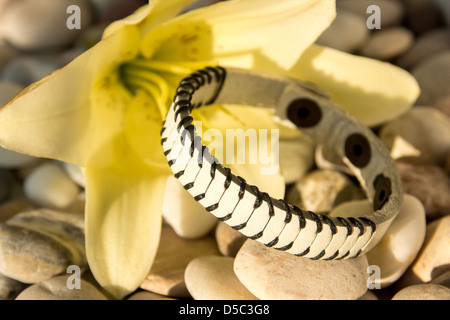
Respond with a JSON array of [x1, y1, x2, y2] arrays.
[[160, 67, 402, 260]]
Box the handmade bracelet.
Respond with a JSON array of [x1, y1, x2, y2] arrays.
[[160, 67, 402, 260]]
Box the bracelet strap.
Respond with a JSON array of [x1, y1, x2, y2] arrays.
[[160, 67, 402, 260]]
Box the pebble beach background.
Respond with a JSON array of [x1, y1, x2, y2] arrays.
[[0, 0, 449, 300]]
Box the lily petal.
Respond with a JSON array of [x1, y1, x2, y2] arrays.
[[287, 44, 420, 126], [84, 157, 167, 299], [141, 0, 336, 70], [0, 25, 141, 166]]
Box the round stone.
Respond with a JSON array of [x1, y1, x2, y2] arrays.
[[359, 27, 414, 61], [0, 209, 86, 283], [366, 194, 426, 288], [185, 256, 257, 300], [413, 51, 450, 105], [379, 107, 450, 167], [24, 161, 80, 209], [215, 222, 247, 257], [234, 239, 369, 300], [140, 225, 220, 298], [392, 284, 450, 300], [0, 273, 27, 300], [15, 276, 107, 300], [0, 0, 93, 51], [316, 9, 369, 53], [278, 136, 315, 184], [127, 291, 175, 300]]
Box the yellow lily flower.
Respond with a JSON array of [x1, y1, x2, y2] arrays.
[[0, 0, 419, 299]]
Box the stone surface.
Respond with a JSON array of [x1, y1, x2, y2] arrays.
[[413, 51, 450, 105], [215, 222, 247, 257], [234, 239, 369, 300], [401, 0, 445, 34], [392, 284, 450, 300], [61, 162, 85, 188], [0, 0, 93, 51], [24, 161, 80, 209], [431, 270, 450, 289], [397, 28, 450, 70], [433, 96, 450, 118], [0, 168, 15, 203], [0, 198, 33, 223], [404, 216, 450, 284], [379, 107, 450, 166], [185, 256, 257, 300], [140, 225, 220, 298], [396, 162, 450, 219], [15, 276, 107, 300], [286, 169, 364, 213], [0, 273, 27, 300], [337, 0, 405, 28], [366, 194, 426, 288], [0, 209, 86, 283], [316, 9, 369, 53], [127, 290, 175, 300], [359, 27, 414, 61], [1, 55, 60, 86], [162, 176, 217, 239]]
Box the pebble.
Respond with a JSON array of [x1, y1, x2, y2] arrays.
[[61, 162, 85, 188], [15, 275, 107, 300], [185, 256, 257, 300], [140, 225, 220, 298], [403, 216, 450, 284], [359, 27, 414, 61], [0, 41, 16, 71], [215, 222, 247, 257], [379, 107, 450, 166], [286, 169, 364, 214], [431, 270, 450, 289], [24, 161, 80, 209], [0, 0, 93, 51], [234, 239, 369, 300], [392, 284, 450, 300], [430, 0, 450, 25], [314, 144, 352, 175], [413, 51, 450, 105], [366, 194, 426, 288], [1, 54, 61, 87], [396, 162, 450, 219], [433, 96, 450, 118], [401, 0, 445, 35], [396, 28, 450, 70], [127, 290, 175, 300], [98, 0, 145, 23], [316, 9, 369, 53], [162, 176, 217, 239], [0, 209, 86, 283], [0, 273, 27, 300], [0, 198, 33, 223], [278, 136, 315, 184], [0, 168, 15, 203], [337, 0, 405, 28]]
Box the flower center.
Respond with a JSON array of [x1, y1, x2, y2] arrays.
[[120, 58, 211, 116]]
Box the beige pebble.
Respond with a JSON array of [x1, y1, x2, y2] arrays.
[[366, 194, 426, 288], [0, 209, 86, 283], [413, 51, 450, 105], [316, 9, 369, 53], [396, 162, 450, 219], [0, 198, 33, 223], [433, 96, 450, 118], [61, 162, 85, 188], [406, 216, 450, 283], [15, 276, 107, 300], [140, 225, 220, 298], [0, 0, 93, 51], [392, 284, 450, 300], [215, 222, 247, 257], [185, 256, 257, 300], [358, 290, 379, 300], [162, 176, 217, 239], [397, 28, 450, 70], [127, 291, 175, 300], [278, 136, 315, 184], [24, 161, 80, 209], [431, 270, 450, 289], [234, 239, 369, 300], [402, 0, 446, 34], [286, 169, 364, 214], [359, 27, 414, 61], [337, 0, 405, 28], [0, 273, 27, 300], [379, 107, 450, 166]]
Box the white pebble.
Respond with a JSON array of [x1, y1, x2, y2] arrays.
[[24, 161, 80, 209]]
